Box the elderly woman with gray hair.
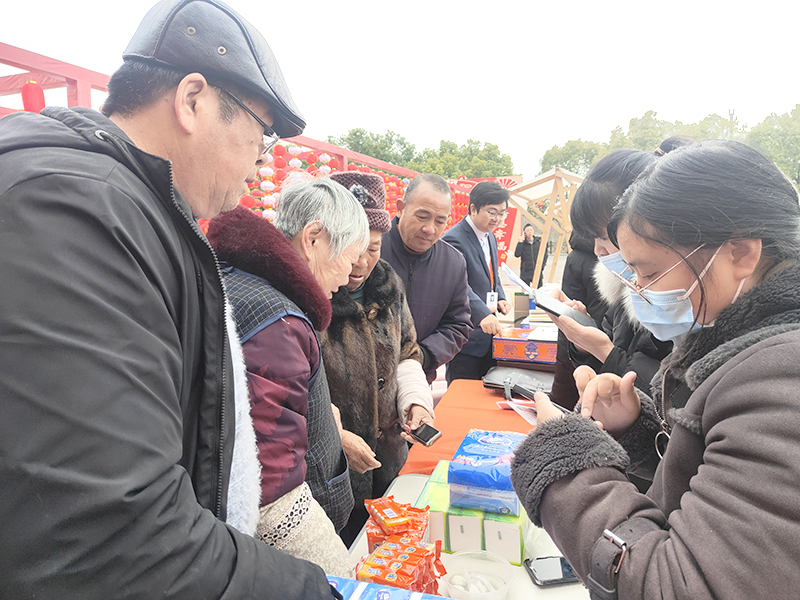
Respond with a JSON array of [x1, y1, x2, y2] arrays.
[[207, 177, 369, 577]]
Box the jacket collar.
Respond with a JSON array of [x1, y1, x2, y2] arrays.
[[206, 206, 332, 330], [330, 259, 400, 319], [387, 217, 435, 264], [654, 260, 800, 401]]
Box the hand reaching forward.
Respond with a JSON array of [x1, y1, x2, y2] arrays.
[[341, 430, 382, 473], [573, 365, 640, 436], [331, 404, 381, 473]]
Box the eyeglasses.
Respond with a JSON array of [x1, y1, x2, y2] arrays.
[[612, 245, 706, 306], [213, 85, 279, 155], [481, 207, 508, 219]]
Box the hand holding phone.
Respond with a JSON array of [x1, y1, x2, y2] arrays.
[[531, 290, 598, 329], [402, 422, 441, 446]]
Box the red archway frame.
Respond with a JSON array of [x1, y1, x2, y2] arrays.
[[0, 42, 109, 117]]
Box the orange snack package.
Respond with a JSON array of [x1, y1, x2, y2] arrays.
[[365, 496, 410, 535], [356, 535, 446, 594], [365, 503, 430, 552]]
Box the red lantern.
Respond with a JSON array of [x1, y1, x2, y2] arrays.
[[274, 169, 287, 182], [329, 158, 340, 169], [347, 163, 359, 171], [358, 166, 369, 173], [307, 165, 318, 174], [273, 145, 287, 156], [273, 157, 287, 169], [251, 189, 263, 198], [21, 82, 45, 113], [239, 194, 256, 208], [306, 153, 318, 164]]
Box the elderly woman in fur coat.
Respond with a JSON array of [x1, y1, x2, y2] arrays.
[[320, 171, 436, 546]]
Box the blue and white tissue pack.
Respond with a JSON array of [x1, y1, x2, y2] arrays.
[[447, 429, 526, 515]]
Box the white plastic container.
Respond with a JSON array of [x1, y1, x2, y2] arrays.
[[441, 550, 515, 600]]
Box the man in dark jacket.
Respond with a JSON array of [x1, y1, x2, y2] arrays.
[[0, 1, 338, 599], [514, 222, 548, 288], [442, 181, 512, 383], [381, 173, 472, 383]]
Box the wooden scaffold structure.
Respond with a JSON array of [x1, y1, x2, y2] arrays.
[[506, 167, 583, 287]]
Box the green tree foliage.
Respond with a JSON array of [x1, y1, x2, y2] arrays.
[[746, 104, 800, 186], [539, 109, 772, 177], [328, 129, 515, 178], [327, 128, 418, 166], [539, 139, 604, 175], [406, 139, 514, 178]]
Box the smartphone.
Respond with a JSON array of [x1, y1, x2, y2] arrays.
[[511, 384, 572, 414], [524, 556, 580, 586], [402, 422, 441, 447], [531, 290, 598, 329]]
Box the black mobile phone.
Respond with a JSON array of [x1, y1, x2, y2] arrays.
[[531, 290, 598, 329], [403, 423, 441, 447], [511, 384, 572, 415], [523, 556, 580, 586]]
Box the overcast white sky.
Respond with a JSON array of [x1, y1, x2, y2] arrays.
[[2, 0, 798, 180]]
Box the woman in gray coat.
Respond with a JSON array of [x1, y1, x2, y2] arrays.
[[511, 140, 800, 599]]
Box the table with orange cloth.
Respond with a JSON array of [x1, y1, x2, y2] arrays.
[[399, 379, 535, 476]]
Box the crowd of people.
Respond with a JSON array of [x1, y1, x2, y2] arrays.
[[2, 0, 800, 599]]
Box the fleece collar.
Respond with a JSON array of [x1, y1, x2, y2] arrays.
[[654, 260, 800, 405], [206, 206, 332, 331]]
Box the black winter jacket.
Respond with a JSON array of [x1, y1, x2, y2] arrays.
[[0, 108, 334, 599], [381, 218, 472, 382]]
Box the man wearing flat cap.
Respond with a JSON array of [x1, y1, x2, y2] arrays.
[[0, 1, 341, 598]]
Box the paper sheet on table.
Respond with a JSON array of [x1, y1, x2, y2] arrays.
[[527, 326, 559, 342], [508, 400, 538, 428]]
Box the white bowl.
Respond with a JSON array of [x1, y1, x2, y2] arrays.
[[441, 550, 514, 600]]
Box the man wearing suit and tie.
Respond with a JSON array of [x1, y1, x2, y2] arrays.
[[442, 181, 512, 383]]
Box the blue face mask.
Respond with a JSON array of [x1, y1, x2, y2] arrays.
[[629, 289, 703, 344], [627, 245, 730, 345], [598, 251, 633, 280]]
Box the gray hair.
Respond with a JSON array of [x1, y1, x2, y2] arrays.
[[274, 176, 369, 258]]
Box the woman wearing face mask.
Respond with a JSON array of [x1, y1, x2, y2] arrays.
[[511, 139, 800, 599], [549, 141, 689, 411]]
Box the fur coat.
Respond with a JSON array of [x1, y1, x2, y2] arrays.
[[319, 259, 426, 536]]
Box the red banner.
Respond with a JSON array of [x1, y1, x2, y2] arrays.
[[494, 206, 517, 265]]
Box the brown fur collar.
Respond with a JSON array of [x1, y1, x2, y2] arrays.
[[330, 259, 401, 319], [207, 206, 332, 331]]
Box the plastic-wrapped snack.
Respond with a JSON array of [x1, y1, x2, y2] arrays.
[[365, 502, 430, 553], [365, 496, 411, 536], [357, 535, 446, 594]]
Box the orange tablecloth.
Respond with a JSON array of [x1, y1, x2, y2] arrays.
[[398, 379, 534, 476]]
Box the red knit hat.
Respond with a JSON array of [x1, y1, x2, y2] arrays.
[[329, 171, 390, 233]]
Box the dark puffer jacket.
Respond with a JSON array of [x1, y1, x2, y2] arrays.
[[0, 108, 334, 599], [512, 261, 800, 599]]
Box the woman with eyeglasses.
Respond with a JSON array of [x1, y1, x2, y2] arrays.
[[511, 139, 800, 599], [547, 143, 685, 421]]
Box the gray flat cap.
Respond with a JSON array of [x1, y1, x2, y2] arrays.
[[124, 0, 305, 137]]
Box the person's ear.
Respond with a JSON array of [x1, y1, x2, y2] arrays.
[[469, 204, 477, 217], [297, 220, 326, 262], [728, 238, 762, 280], [173, 73, 212, 135], [395, 197, 405, 220]]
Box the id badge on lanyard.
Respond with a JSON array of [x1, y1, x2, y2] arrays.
[[486, 291, 498, 313]]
